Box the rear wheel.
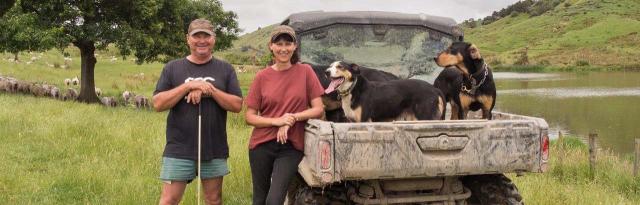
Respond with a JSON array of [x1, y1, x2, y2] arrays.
[[286, 175, 351, 205], [461, 174, 523, 205]]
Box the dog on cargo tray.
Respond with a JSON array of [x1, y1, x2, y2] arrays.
[[434, 42, 496, 120], [310, 63, 399, 122], [324, 61, 444, 122]]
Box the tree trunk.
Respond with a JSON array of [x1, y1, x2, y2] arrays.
[[75, 40, 100, 103], [13, 52, 18, 62]]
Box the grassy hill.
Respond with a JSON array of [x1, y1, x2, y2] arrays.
[[217, 24, 277, 66], [224, 0, 640, 69], [464, 0, 640, 68]]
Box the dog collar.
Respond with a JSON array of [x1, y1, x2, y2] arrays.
[[338, 77, 358, 98], [461, 63, 489, 95]]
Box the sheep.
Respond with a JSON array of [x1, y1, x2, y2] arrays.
[[0, 77, 8, 91], [0, 80, 9, 93], [133, 73, 145, 80], [134, 94, 150, 109], [16, 81, 31, 94], [122, 90, 133, 104], [101, 96, 118, 107], [7, 80, 18, 93], [95, 87, 102, 96], [29, 84, 47, 97], [41, 84, 53, 97], [64, 78, 71, 86], [236, 66, 247, 73], [71, 77, 79, 86], [62, 88, 78, 101], [50, 87, 60, 99]]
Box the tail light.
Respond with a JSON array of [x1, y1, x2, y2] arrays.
[[540, 131, 549, 172], [319, 140, 332, 170]]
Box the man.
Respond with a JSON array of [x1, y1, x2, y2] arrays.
[[153, 18, 243, 205]]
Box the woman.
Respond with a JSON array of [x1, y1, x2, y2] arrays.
[[245, 25, 324, 205]]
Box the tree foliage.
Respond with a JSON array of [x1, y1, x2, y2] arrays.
[[0, 1, 60, 61], [2, 0, 239, 103], [461, 0, 564, 27], [0, 0, 15, 16]]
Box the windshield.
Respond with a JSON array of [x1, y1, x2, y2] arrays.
[[298, 24, 454, 81]]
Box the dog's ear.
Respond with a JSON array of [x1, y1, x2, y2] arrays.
[[349, 63, 361, 75], [469, 44, 482, 60]]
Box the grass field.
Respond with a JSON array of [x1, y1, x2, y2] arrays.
[[1, 93, 638, 204], [0, 94, 254, 204], [0, 49, 260, 103], [513, 137, 640, 204], [0, 49, 260, 204]]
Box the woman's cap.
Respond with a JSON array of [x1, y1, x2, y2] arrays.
[[270, 25, 297, 43]]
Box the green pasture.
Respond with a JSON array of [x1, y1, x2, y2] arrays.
[[0, 49, 639, 204]]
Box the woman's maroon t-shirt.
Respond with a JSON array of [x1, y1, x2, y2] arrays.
[[246, 63, 324, 151]]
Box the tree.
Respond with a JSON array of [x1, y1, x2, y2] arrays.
[[9, 0, 239, 103], [0, 0, 15, 16], [0, 2, 60, 62]]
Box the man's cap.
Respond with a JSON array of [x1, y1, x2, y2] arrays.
[[270, 25, 297, 43], [188, 18, 215, 36]]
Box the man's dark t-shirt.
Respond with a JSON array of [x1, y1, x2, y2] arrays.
[[154, 58, 242, 160]]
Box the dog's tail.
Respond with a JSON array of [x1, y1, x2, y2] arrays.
[[432, 89, 446, 120]]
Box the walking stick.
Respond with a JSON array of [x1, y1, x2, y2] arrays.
[[197, 102, 202, 205]]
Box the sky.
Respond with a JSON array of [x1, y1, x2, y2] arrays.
[[218, 0, 521, 34]]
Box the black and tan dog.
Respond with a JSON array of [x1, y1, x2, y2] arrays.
[[434, 42, 496, 120], [311, 63, 399, 122], [325, 61, 444, 122]]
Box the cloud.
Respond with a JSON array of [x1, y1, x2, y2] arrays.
[[219, 0, 520, 34]]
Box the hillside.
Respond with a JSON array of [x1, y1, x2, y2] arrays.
[[464, 0, 640, 67], [218, 24, 277, 65], [225, 0, 640, 68]]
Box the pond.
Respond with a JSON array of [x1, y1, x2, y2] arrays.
[[493, 71, 640, 156]]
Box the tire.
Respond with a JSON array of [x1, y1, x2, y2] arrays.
[[292, 186, 332, 205], [286, 175, 351, 205], [461, 174, 524, 205]]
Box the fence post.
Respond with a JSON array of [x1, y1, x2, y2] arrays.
[[557, 131, 564, 177], [558, 130, 564, 150], [634, 138, 639, 177], [589, 133, 597, 175]]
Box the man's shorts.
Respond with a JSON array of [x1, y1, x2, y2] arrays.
[[160, 157, 229, 183]]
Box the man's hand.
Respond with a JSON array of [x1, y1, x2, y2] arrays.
[[276, 125, 290, 144], [186, 90, 203, 104], [188, 80, 215, 95]]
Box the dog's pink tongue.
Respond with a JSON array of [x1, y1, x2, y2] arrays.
[[325, 78, 344, 94]]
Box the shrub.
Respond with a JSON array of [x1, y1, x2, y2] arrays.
[[575, 60, 590, 66], [537, 59, 551, 66], [514, 48, 530, 65], [488, 58, 503, 66], [257, 54, 272, 66], [224, 53, 252, 65]]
